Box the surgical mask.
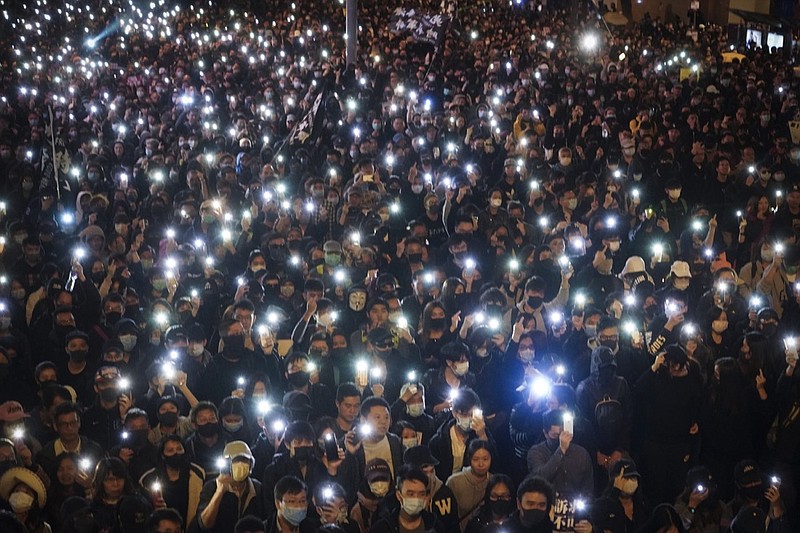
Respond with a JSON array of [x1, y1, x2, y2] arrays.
[[407, 403, 424, 417], [456, 416, 472, 432], [8, 492, 34, 513], [585, 324, 597, 337], [411, 184, 424, 194], [402, 497, 426, 516], [567, 198, 578, 210], [119, 334, 137, 351], [230, 462, 251, 481], [519, 349, 534, 362], [490, 198, 502, 208], [223, 420, 244, 433], [452, 361, 469, 376], [370, 481, 390, 497], [622, 147, 636, 157], [317, 313, 333, 327], [402, 438, 418, 449], [281, 504, 308, 526]]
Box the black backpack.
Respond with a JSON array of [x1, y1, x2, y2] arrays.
[[594, 379, 624, 449]]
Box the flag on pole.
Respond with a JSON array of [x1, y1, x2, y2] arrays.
[[390, 8, 450, 47]]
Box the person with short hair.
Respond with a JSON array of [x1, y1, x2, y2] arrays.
[[368, 466, 444, 533]]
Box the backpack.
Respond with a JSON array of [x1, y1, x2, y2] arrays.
[[594, 379, 624, 449]]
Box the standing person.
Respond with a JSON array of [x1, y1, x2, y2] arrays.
[[591, 458, 649, 533], [139, 434, 206, 527], [635, 345, 703, 505], [445, 440, 493, 531], [0, 466, 51, 533], [368, 466, 444, 533], [263, 475, 316, 533], [499, 476, 559, 533], [196, 441, 264, 532]]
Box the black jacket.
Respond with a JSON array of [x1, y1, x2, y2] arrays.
[[428, 419, 496, 483]]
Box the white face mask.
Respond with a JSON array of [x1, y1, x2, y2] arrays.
[[407, 403, 425, 417], [567, 198, 578, 210], [518, 349, 534, 362], [452, 361, 469, 376], [402, 437, 418, 449], [189, 343, 205, 357], [8, 492, 34, 513], [490, 198, 502, 208], [317, 313, 333, 327]]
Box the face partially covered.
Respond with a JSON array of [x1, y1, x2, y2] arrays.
[[349, 290, 367, 312]]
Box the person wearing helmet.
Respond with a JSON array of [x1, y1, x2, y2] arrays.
[[197, 440, 264, 532]]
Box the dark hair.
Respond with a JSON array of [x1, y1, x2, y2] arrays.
[[218, 318, 241, 337], [189, 401, 218, 424], [597, 316, 618, 333], [542, 409, 565, 430], [313, 481, 346, 504], [42, 384, 72, 409], [53, 402, 81, 423], [452, 388, 480, 413], [284, 421, 315, 444], [483, 473, 514, 506], [395, 466, 430, 493], [440, 341, 470, 363], [466, 439, 492, 463], [550, 384, 576, 408], [147, 508, 184, 533], [336, 382, 361, 403], [274, 475, 307, 501], [233, 515, 265, 533], [360, 396, 390, 418], [517, 476, 555, 508], [92, 457, 135, 503], [232, 299, 255, 313]]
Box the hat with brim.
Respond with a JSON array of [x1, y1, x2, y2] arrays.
[[0, 467, 47, 508]]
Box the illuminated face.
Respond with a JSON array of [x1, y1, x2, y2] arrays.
[[349, 290, 367, 312]]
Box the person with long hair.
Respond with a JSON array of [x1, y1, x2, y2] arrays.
[[417, 301, 457, 370], [43, 453, 90, 532], [89, 457, 139, 531], [139, 434, 206, 527], [464, 473, 515, 533]]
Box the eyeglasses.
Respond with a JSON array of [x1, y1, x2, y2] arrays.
[[598, 335, 619, 342]]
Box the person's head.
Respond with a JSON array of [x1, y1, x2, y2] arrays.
[[441, 341, 470, 377], [451, 388, 480, 431], [335, 383, 360, 424], [312, 483, 348, 526], [92, 457, 132, 502], [516, 476, 554, 527], [284, 421, 315, 462], [146, 508, 184, 533], [467, 440, 492, 477], [359, 397, 391, 439], [53, 402, 81, 441], [395, 467, 430, 516], [273, 476, 308, 527], [219, 397, 247, 434], [232, 515, 265, 533], [485, 474, 515, 519], [190, 402, 219, 439]]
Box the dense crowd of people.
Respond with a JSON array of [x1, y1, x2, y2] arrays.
[[0, 0, 798, 531]]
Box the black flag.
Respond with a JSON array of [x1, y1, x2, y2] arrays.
[[390, 8, 450, 47]]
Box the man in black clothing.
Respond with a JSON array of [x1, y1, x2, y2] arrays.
[[368, 466, 444, 533], [199, 318, 260, 406]]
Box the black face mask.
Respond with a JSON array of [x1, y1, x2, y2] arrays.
[[223, 335, 245, 356], [740, 484, 764, 500], [127, 428, 149, 448], [527, 296, 543, 309], [430, 317, 446, 330], [91, 272, 106, 284], [598, 366, 616, 381], [105, 312, 122, 326], [163, 453, 186, 469], [287, 371, 310, 388], [55, 325, 76, 338], [407, 253, 423, 264], [99, 388, 119, 404], [293, 445, 313, 462], [489, 498, 515, 518], [0, 363, 9, 379], [520, 509, 547, 528], [600, 340, 619, 353], [158, 412, 179, 427], [68, 349, 88, 363], [761, 324, 777, 337], [196, 422, 220, 438]]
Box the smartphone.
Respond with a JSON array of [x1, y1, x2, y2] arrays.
[[563, 412, 574, 435], [323, 434, 339, 462]]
